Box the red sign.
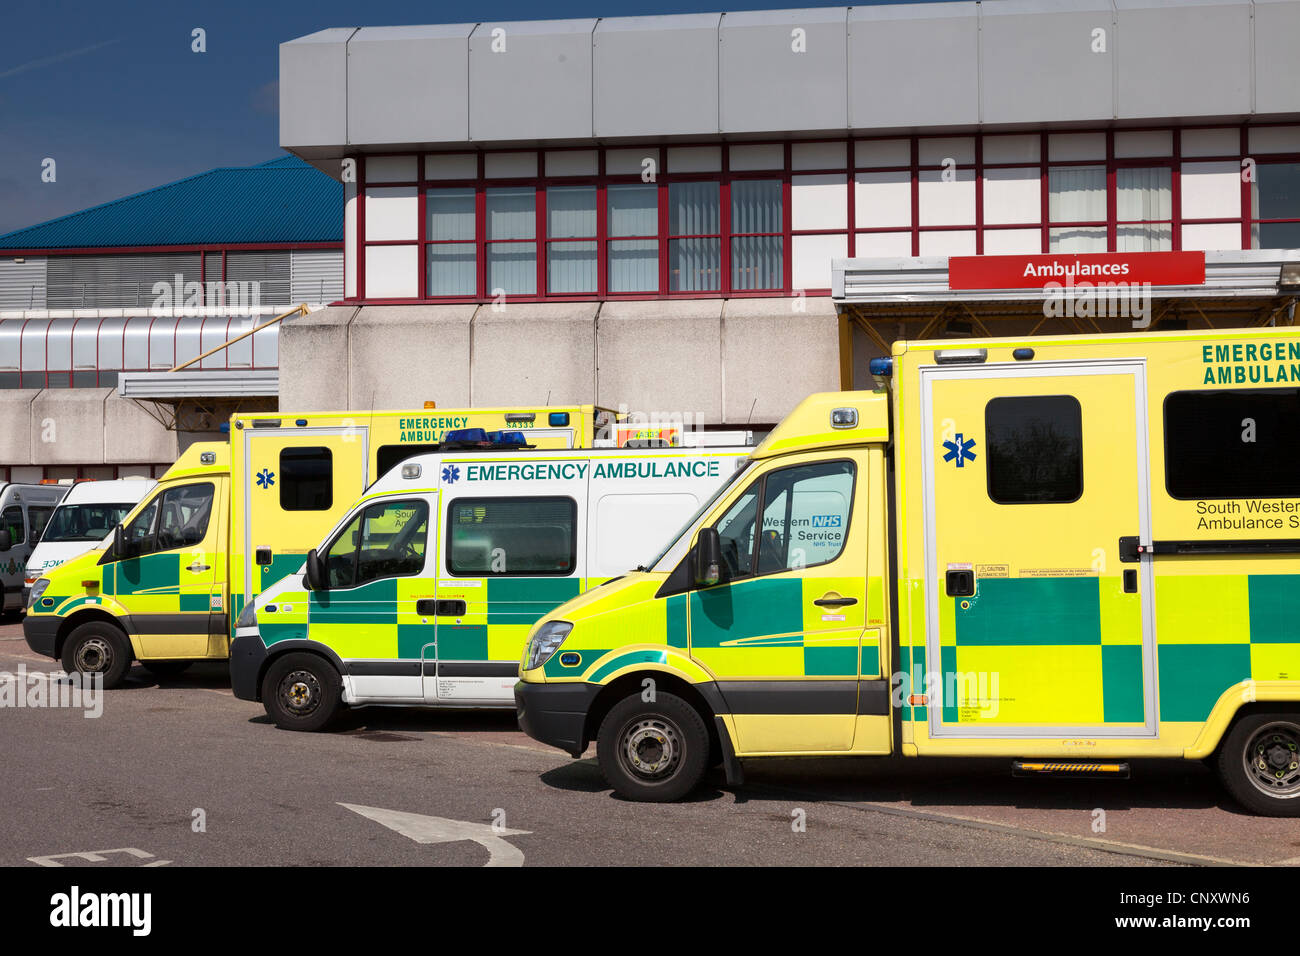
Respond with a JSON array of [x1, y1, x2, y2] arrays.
[[948, 251, 1206, 290]]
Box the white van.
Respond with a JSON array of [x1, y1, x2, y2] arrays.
[[228, 439, 752, 729], [0, 483, 70, 618], [23, 479, 157, 605]]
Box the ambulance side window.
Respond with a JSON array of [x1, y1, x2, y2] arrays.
[[322, 499, 429, 589], [712, 460, 855, 580], [119, 484, 214, 557], [1164, 388, 1300, 499], [985, 396, 1083, 505], [447, 497, 576, 576], [29, 506, 54, 543], [1, 506, 24, 546], [281, 447, 333, 511], [376, 444, 441, 478]]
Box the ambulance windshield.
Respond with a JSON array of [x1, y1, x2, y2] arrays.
[[644, 460, 751, 571]]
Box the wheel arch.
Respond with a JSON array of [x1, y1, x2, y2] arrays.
[[254, 639, 347, 702], [1186, 681, 1300, 759], [56, 609, 133, 660], [582, 667, 725, 757]]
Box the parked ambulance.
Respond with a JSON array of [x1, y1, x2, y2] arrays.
[[23, 479, 157, 604], [516, 327, 1300, 816], [227, 434, 751, 730], [22, 406, 612, 685], [0, 483, 69, 618]]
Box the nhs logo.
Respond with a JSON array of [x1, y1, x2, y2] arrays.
[[811, 514, 842, 528]]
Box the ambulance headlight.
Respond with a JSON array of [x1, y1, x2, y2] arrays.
[[235, 601, 258, 630], [525, 621, 573, 671], [27, 578, 50, 609]]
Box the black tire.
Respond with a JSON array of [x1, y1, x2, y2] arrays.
[[61, 621, 132, 689], [596, 691, 710, 802], [140, 660, 192, 678], [1216, 711, 1300, 817], [261, 652, 343, 732]]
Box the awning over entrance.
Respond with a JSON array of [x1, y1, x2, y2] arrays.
[[832, 250, 1300, 356]]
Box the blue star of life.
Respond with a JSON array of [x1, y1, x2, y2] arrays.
[[256, 468, 275, 488], [442, 464, 461, 483], [942, 434, 977, 468]]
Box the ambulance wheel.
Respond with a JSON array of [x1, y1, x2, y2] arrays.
[[262, 653, 342, 732], [1217, 712, 1300, 817], [597, 692, 710, 802], [141, 661, 191, 678], [61, 622, 131, 689]]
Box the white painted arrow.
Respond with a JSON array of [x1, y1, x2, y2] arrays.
[[339, 803, 531, 867]]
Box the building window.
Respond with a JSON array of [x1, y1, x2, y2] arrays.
[[426, 187, 476, 296], [1251, 162, 1300, 249], [546, 186, 597, 294], [1165, 389, 1300, 499], [446, 497, 576, 576], [985, 396, 1083, 505], [352, 126, 1292, 303], [485, 187, 536, 295], [1048, 165, 1107, 252], [730, 179, 783, 291], [668, 181, 721, 292], [1116, 167, 1173, 251], [607, 184, 658, 293]]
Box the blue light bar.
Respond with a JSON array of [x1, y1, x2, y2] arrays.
[[868, 357, 893, 377], [548, 412, 570, 426]]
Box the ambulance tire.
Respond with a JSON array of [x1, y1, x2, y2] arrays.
[[1216, 711, 1300, 817], [597, 692, 710, 802], [262, 653, 343, 732], [61, 622, 131, 689], [140, 661, 192, 678]]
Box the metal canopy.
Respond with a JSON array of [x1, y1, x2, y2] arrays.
[[832, 250, 1300, 354]]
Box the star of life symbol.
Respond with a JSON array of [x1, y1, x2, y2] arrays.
[[943, 433, 977, 468], [441, 464, 461, 484], [256, 468, 275, 488]]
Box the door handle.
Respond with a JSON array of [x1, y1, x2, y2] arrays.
[[813, 595, 858, 607], [187, 562, 210, 572]]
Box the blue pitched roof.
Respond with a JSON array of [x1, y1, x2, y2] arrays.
[[0, 155, 342, 250]]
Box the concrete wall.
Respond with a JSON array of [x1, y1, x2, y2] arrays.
[[279, 299, 841, 425], [0, 388, 177, 466]]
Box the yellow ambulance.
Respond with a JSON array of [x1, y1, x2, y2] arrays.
[[516, 327, 1300, 816], [22, 406, 611, 686], [228, 437, 751, 730]]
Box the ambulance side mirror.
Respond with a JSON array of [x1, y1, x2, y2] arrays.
[[0, 529, 10, 553], [694, 527, 722, 588], [304, 548, 327, 592]]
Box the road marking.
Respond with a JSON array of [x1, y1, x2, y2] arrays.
[[28, 847, 171, 867], [340, 803, 531, 867]]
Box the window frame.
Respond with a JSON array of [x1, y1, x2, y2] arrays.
[[319, 497, 431, 591], [708, 458, 857, 584], [444, 495, 578, 578], [984, 395, 1085, 506], [279, 446, 334, 513], [1162, 387, 1300, 501], [119, 482, 216, 559], [352, 124, 1295, 303]]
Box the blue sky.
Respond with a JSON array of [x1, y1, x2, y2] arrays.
[[0, 0, 941, 236]]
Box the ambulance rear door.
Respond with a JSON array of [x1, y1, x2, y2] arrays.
[[920, 358, 1157, 739], [240, 424, 369, 617]]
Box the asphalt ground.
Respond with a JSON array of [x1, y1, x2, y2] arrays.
[[1, 622, 1295, 871]]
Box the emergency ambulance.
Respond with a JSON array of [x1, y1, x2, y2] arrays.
[[23, 478, 157, 604], [22, 406, 611, 685], [515, 327, 1300, 816], [0, 482, 68, 618], [228, 436, 751, 730]]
